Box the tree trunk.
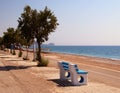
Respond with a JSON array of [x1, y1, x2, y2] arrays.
[[37, 40, 42, 66], [26, 46, 28, 59]]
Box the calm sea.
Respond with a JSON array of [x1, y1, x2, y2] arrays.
[[42, 46, 120, 60]]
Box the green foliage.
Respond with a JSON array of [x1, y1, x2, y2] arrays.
[[18, 50, 22, 57], [2, 28, 24, 48], [37, 57, 49, 67], [0, 37, 3, 46], [18, 6, 33, 47], [3, 28, 15, 48], [18, 5, 59, 63]]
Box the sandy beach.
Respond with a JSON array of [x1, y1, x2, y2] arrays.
[[0, 50, 120, 93]]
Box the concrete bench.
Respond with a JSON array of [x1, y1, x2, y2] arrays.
[[70, 64, 88, 85], [58, 61, 71, 80], [58, 61, 88, 86]]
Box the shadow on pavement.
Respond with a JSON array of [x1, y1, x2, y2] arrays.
[[0, 65, 36, 71], [48, 79, 73, 87]]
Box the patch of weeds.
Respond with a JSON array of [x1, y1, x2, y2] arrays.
[[37, 57, 49, 67]]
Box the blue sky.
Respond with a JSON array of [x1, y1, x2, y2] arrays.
[[1, 0, 120, 45]]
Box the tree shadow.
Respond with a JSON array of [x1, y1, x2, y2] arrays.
[[5, 59, 25, 62], [48, 79, 73, 87], [0, 65, 36, 71], [0, 56, 12, 58]]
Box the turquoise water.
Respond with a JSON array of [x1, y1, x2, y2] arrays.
[[42, 46, 120, 60]]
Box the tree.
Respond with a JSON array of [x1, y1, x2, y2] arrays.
[[3, 27, 16, 48], [2, 27, 25, 51], [0, 37, 3, 46], [18, 5, 59, 66], [18, 6, 34, 59], [0, 37, 4, 50], [18, 6, 33, 46]]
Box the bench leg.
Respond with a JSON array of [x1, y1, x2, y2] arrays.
[[60, 70, 71, 80], [71, 74, 88, 86]]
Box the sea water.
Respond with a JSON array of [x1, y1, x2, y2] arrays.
[[42, 46, 120, 60]]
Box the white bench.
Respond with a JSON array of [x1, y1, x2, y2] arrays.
[[58, 61, 88, 86], [58, 61, 71, 81]]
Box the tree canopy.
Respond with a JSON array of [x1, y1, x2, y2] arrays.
[[2, 27, 25, 48], [18, 5, 59, 66], [3, 28, 16, 48]]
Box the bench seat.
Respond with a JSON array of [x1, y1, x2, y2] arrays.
[[77, 70, 88, 74]]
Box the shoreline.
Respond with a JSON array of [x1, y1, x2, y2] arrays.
[[5, 49, 120, 71], [49, 51, 120, 62], [21, 47, 120, 62], [43, 51, 120, 71], [42, 45, 120, 61]]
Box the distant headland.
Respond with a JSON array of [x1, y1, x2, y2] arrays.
[[42, 43, 55, 46]]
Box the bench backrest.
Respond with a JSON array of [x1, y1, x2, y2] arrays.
[[74, 64, 79, 71], [58, 61, 88, 74], [70, 64, 88, 74], [61, 62, 69, 70]]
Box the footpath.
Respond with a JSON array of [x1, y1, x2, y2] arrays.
[[0, 51, 57, 93]]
